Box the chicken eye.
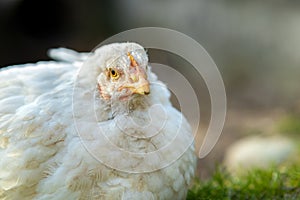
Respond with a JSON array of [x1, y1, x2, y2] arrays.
[[109, 68, 119, 79]]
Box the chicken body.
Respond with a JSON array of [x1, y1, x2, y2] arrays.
[[0, 43, 196, 200]]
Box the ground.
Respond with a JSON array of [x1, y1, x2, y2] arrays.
[[189, 108, 300, 199]]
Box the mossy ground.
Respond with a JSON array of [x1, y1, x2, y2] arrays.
[[187, 138, 300, 200], [187, 164, 300, 199], [187, 111, 300, 199]]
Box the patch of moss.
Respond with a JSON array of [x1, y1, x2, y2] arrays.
[[187, 165, 300, 199]]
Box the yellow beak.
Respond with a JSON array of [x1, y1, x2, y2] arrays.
[[119, 52, 150, 95], [118, 69, 150, 95], [132, 82, 150, 95]]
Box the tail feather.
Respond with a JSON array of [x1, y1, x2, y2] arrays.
[[47, 48, 90, 63]]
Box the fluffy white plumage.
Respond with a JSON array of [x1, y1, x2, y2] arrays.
[[0, 43, 196, 200]]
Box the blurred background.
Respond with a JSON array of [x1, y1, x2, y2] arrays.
[[0, 0, 299, 179]]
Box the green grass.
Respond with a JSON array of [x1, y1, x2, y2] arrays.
[[187, 165, 300, 200]]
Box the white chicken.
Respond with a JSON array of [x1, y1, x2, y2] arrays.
[[0, 43, 196, 200]]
